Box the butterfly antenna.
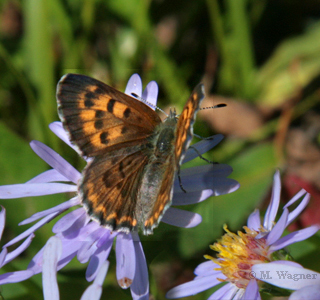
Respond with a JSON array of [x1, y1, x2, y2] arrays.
[[199, 103, 227, 111], [131, 93, 168, 117]]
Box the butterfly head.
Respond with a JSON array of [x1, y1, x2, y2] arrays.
[[163, 108, 178, 124]]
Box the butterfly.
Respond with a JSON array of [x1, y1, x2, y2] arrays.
[[57, 74, 205, 235]]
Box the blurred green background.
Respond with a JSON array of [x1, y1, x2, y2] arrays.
[[0, 0, 320, 299]]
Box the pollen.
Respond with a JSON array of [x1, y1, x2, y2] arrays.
[[205, 224, 270, 289]]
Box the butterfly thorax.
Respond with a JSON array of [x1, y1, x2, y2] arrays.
[[137, 110, 178, 233], [154, 110, 177, 158]]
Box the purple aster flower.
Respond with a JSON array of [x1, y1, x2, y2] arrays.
[[166, 170, 320, 300], [0, 74, 239, 299]]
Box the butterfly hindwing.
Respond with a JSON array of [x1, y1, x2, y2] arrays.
[[57, 74, 161, 157], [81, 148, 149, 232]]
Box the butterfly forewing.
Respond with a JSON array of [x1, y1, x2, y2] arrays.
[[174, 84, 205, 166], [57, 74, 161, 157]]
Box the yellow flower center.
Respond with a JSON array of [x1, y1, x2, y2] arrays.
[[205, 224, 270, 289]]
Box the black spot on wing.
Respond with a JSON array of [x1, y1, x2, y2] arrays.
[[95, 87, 104, 95], [97, 211, 106, 225], [107, 99, 116, 113], [102, 170, 112, 188], [123, 108, 131, 118], [100, 132, 109, 144], [119, 161, 125, 179], [84, 99, 94, 108], [95, 110, 105, 118], [85, 91, 96, 100], [94, 120, 104, 130], [121, 126, 128, 134]]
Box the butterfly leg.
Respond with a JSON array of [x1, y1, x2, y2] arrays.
[[177, 167, 187, 193], [193, 133, 215, 140], [188, 145, 218, 164]]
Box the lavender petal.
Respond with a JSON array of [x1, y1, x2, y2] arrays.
[[52, 208, 87, 234], [166, 275, 223, 298], [208, 283, 238, 300], [81, 261, 110, 300], [0, 248, 7, 267], [5, 211, 60, 247], [182, 134, 224, 164], [252, 263, 320, 289], [97, 230, 117, 248], [116, 233, 135, 289], [162, 208, 202, 228], [269, 225, 320, 252], [286, 193, 310, 226], [289, 285, 320, 300], [0, 270, 34, 284], [86, 237, 113, 282], [174, 164, 235, 192], [74, 222, 103, 243], [43, 236, 62, 300], [263, 170, 281, 231], [125, 74, 142, 97], [77, 241, 97, 263], [194, 260, 220, 276], [241, 279, 260, 300], [142, 81, 158, 108], [49, 122, 74, 149], [173, 177, 239, 205], [29, 239, 83, 275], [27, 169, 71, 183], [130, 237, 149, 300], [284, 189, 307, 208], [0, 183, 77, 199], [0, 206, 5, 239], [30, 140, 81, 184], [56, 240, 82, 271], [77, 225, 109, 244], [20, 197, 80, 226], [180, 163, 233, 178], [3, 233, 35, 266], [265, 261, 303, 268], [247, 209, 261, 231], [266, 208, 289, 246], [172, 189, 214, 205]]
